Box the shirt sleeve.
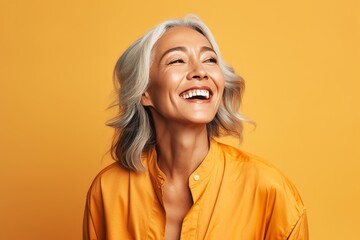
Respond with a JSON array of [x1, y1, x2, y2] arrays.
[[287, 210, 309, 240], [83, 176, 106, 240], [259, 168, 309, 240]]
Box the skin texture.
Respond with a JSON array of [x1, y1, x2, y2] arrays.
[[141, 27, 225, 240]]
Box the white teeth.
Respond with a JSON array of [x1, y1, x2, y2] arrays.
[[180, 89, 211, 100]]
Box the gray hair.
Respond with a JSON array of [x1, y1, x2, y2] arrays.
[[107, 14, 246, 171]]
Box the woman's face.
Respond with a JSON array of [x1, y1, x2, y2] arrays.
[[142, 26, 225, 126]]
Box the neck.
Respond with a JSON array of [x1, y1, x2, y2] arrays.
[[153, 120, 210, 182]]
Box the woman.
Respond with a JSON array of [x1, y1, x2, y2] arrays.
[[83, 15, 309, 240]]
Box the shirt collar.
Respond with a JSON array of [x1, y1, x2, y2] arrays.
[[145, 138, 220, 202]]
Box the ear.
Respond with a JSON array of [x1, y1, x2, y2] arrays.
[[141, 91, 154, 107]]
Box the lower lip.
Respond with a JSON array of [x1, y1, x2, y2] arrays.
[[181, 97, 212, 103]]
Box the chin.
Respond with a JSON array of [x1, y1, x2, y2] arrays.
[[179, 108, 218, 123], [185, 115, 216, 125]]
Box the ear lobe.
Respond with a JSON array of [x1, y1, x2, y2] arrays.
[[141, 91, 153, 107]]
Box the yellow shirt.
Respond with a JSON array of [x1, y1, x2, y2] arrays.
[[83, 139, 308, 239]]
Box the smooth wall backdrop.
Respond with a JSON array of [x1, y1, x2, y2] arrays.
[[1, 0, 359, 239]]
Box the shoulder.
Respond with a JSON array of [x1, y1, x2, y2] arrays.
[[216, 140, 278, 173], [86, 162, 132, 198], [217, 141, 291, 181], [90, 161, 129, 184], [216, 141, 307, 236], [216, 141, 304, 206]]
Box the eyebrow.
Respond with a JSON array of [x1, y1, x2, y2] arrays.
[[159, 46, 216, 62]]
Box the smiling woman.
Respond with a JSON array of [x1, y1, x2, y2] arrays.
[[83, 15, 309, 240], [142, 27, 225, 128]]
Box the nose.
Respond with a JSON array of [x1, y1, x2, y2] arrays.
[[186, 61, 208, 80]]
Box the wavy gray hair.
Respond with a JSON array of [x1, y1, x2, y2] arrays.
[[107, 14, 246, 171]]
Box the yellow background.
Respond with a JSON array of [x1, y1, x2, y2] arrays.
[[1, 0, 359, 239]]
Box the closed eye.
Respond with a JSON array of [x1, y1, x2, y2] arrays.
[[168, 59, 185, 64], [204, 58, 218, 63]]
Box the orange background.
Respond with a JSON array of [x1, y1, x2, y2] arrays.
[[1, 0, 359, 239]]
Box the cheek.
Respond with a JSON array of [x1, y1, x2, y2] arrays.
[[147, 74, 177, 104], [152, 70, 184, 94], [164, 69, 185, 85], [212, 70, 225, 91]]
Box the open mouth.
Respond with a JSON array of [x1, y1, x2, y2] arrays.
[[180, 89, 211, 100]]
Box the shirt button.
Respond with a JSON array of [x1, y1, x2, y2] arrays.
[[193, 174, 200, 181]]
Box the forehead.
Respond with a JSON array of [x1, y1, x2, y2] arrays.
[[153, 26, 213, 56]]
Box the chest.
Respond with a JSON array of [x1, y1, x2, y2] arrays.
[[106, 167, 284, 239], [162, 183, 193, 240]]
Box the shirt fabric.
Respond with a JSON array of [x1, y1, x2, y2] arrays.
[[83, 139, 309, 240]]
